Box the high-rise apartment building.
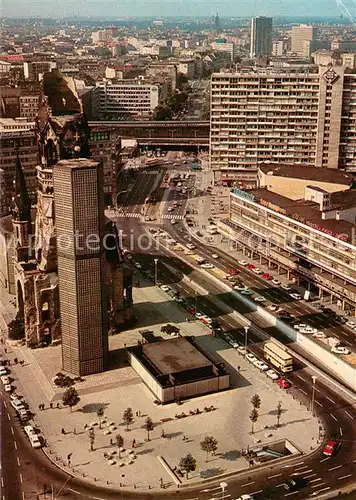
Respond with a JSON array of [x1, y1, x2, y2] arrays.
[[210, 64, 356, 184], [0, 118, 37, 210], [250, 17, 272, 58], [291, 25, 316, 55], [54, 158, 108, 376]]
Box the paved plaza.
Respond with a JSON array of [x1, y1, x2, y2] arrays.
[[0, 280, 321, 492]]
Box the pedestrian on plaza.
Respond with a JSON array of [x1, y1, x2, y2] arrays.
[[4, 348, 6, 353], [61, 428, 65, 435], [84, 423, 88, 430], [73, 428, 76, 435], [161, 428, 165, 438], [237, 365, 241, 372], [56, 402, 60, 409], [110, 438, 113, 445], [135, 411, 138, 417], [159, 477, 163, 489], [38, 404, 42, 411], [132, 439, 136, 448], [50, 402, 53, 409]]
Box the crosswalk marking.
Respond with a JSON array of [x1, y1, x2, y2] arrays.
[[162, 214, 184, 220], [115, 212, 141, 218], [115, 212, 184, 220]]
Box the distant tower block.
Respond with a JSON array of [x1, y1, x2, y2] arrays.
[[215, 13, 221, 33], [53, 158, 108, 376]]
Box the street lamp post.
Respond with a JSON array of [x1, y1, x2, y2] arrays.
[[154, 258, 159, 286], [311, 375, 317, 415], [220, 481, 228, 500], [244, 325, 249, 358], [195, 289, 198, 313]]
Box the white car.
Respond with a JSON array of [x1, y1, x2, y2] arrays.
[[4, 384, 12, 392], [195, 312, 204, 320], [272, 279, 281, 285], [11, 399, 25, 412], [212, 254, 219, 259], [266, 369, 279, 380], [24, 425, 36, 437], [186, 243, 196, 250], [201, 263, 214, 269], [167, 238, 177, 245], [294, 323, 307, 330], [160, 285, 172, 292], [346, 321, 356, 330], [171, 220, 177, 225], [167, 207, 174, 212], [281, 284, 292, 291], [237, 346, 246, 355], [246, 353, 257, 363], [331, 346, 351, 355], [1, 375, 10, 385], [237, 494, 254, 500], [238, 260, 248, 266], [133, 262, 142, 269], [0, 367, 8, 376], [254, 296, 266, 303], [290, 293, 302, 300], [253, 360, 269, 371], [312, 331, 327, 339], [228, 339, 239, 349], [252, 267, 262, 275], [267, 304, 278, 311], [234, 284, 247, 291], [300, 325, 317, 334]]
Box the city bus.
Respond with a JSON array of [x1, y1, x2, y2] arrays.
[[264, 341, 293, 373]]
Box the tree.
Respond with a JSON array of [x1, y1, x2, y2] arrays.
[[89, 428, 95, 452], [97, 406, 104, 429], [123, 407, 134, 431], [200, 436, 218, 462], [251, 394, 261, 410], [250, 408, 259, 434], [116, 434, 124, 458], [276, 400, 283, 427], [143, 416, 155, 441], [152, 104, 172, 121], [179, 453, 197, 479], [62, 387, 80, 413]]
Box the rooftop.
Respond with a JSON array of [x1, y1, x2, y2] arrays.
[[142, 337, 211, 375], [55, 158, 101, 170], [259, 163, 353, 186]]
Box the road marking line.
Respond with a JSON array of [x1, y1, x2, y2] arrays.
[[314, 387, 320, 392], [340, 427, 343, 436], [315, 400, 322, 406], [329, 465, 342, 471], [1, 478, 3, 487], [338, 474, 352, 480], [241, 481, 255, 487], [300, 388, 308, 395], [309, 478, 323, 483], [315, 487, 331, 494], [330, 413, 338, 421], [345, 411, 354, 420], [326, 397, 335, 404], [320, 457, 330, 463], [284, 492, 299, 497], [16, 457, 20, 467], [297, 375, 306, 381], [311, 482, 326, 488], [276, 484, 285, 488], [14, 441, 17, 450], [3, 401, 6, 408], [6, 413, 10, 421], [294, 462, 305, 466], [19, 474, 23, 484], [250, 491, 263, 496], [11, 426, 14, 435], [304, 473, 317, 479], [268, 473, 282, 479], [295, 465, 309, 471]]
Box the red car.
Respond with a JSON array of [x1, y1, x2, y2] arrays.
[[323, 440, 339, 456], [247, 263, 256, 270], [262, 273, 272, 280], [277, 377, 291, 389], [228, 268, 239, 275], [187, 306, 196, 314]]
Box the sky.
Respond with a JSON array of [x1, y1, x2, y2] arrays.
[[2, 0, 354, 19]]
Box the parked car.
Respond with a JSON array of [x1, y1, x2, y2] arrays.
[[241, 288, 254, 296], [11, 399, 26, 412], [246, 353, 257, 363], [0, 367, 8, 376], [267, 304, 278, 311], [201, 263, 214, 269], [281, 283, 292, 291], [186, 243, 196, 250], [278, 377, 291, 389], [234, 284, 247, 291], [212, 254, 219, 259], [346, 321, 356, 330], [266, 369, 279, 380], [323, 440, 340, 456], [262, 273, 272, 280], [331, 346, 350, 355], [4, 384, 12, 392], [238, 260, 248, 266], [254, 295, 266, 303], [290, 293, 302, 300], [237, 346, 246, 355], [160, 285, 172, 292], [252, 267, 262, 275], [272, 278, 281, 285], [1, 375, 10, 385], [312, 331, 327, 339], [228, 268, 239, 275], [283, 476, 307, 492], [247, 264, 255, 270], [254, 360, 269, 371]]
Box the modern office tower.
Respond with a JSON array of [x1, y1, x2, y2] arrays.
[[214, 13, 221, 33], [291, 24, 316, 55], [250, 17, 273, 58], [210, 64, 356, 184], [54, 158, 108, 376]]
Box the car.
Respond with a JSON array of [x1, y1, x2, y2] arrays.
[[212, 254, 219, 259], [331, 346, 351, 355], [0, 367, 8, 376], [267, 304, 278, 311], [254, 360, 269, 371], [281, 283, 292, 291], [160, 285, 172, 292], [24, 425, 36, 437], [272, 278, 281, 285], [237, 346, 246, 355], [262, 273, 272, 280], [167, 207, 174, 212], [228, 339, 239, 349], [241, 288, 254, 295], [252, 267, 262, 275], [247, 263, 255, 270], [290, 293, 302, 300], [234, 284, 247, 291], [254, 295, 266, 303], [277, 377, 291, 389], [300, 325, 317, 334], [266, 369, 279, 380], [167, 238, 177, 245], [171, 220, 177, 225], [346, 320, 356, 330], [323, 440, 340, 456], [4, 384, 12, 392], [201, 263, 214, 269], [312, 331, 327, 339], [228, 268, 238, 275], [200, 315, 212, 326], [283, 476, 307, 492], [133, 261, 142, 269], [195, 312, 204, 320], [1, 375, 10, 385], [238, 260, 248, 266], [186, 243, 196, 250], [237, 495, 254, 500], [187, 306, 196, 314], [11, 399, 26, 412], [246, 353, 257, 363]]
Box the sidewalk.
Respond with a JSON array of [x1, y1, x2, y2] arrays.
[[0, 278, 320, 492]]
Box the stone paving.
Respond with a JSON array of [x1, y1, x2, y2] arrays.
[[1, 279, 320, 492]]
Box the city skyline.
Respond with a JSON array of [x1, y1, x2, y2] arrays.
[[2, 0, 353, 19]]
